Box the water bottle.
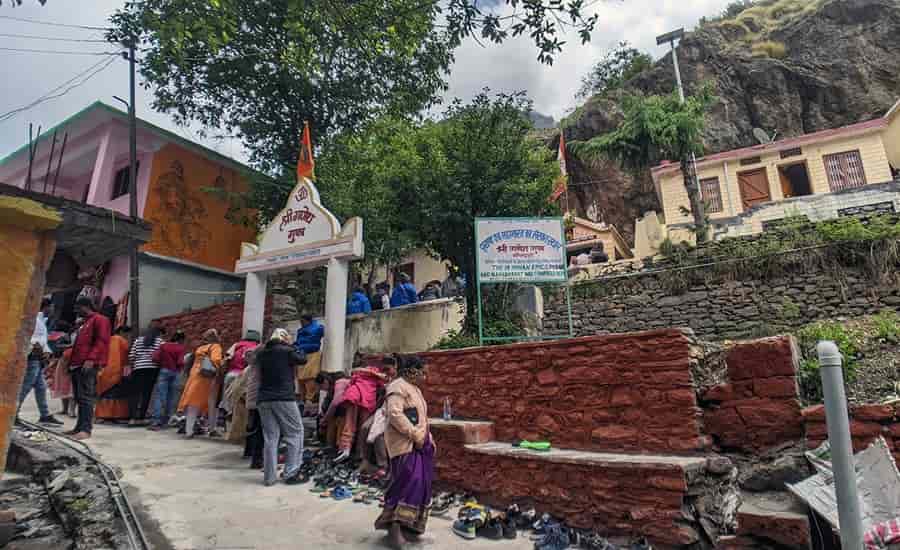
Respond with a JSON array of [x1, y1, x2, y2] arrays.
[[442, 397, 452, 420]]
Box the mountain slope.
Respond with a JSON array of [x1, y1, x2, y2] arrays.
[[561, 0, 900, 244]]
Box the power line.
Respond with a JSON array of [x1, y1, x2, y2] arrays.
[[0, 14, 110, 31], [0, 46, 121, 56], [0, 56, 118, 123], [0, 32, 109, 43]]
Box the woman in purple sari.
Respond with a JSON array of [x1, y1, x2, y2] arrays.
[[374, 355, 434, 549]]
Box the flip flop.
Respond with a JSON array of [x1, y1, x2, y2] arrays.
[[332, 486, 353, 500]]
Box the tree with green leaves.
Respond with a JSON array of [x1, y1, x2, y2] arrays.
[[394, 91, 560, 317], [573, 88, 715, 241], [576, 41, 652, 100], [311, 91, 557, 323], [315, 117, 431, 286], [107, 0, 599, 225]]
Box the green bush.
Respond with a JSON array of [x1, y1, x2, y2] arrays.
[[874, 310, 900, 343], [795, 321, 860, 403], [432, 330, 480, 350]]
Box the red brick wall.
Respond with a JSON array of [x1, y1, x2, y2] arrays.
[[420, 329, 708, 455], [803, 403, 900, 466], [153, 299, 272, 351], [430, 423, 703, 547], [700, 336, 804, 453]]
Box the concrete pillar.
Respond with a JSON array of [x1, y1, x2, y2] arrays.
[[0, 196, 61, 476], [322, 257, 349, 373], [241, 272, 267, 337], [85, 126, 121, 206]]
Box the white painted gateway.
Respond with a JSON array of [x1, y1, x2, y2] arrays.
[[236, 177, 363, 373]]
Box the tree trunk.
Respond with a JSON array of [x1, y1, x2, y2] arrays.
[[682, 157, 708, 243]]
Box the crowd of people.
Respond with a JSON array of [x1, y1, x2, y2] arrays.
[[16, 295, 436, 548], [345, 269, 466, 316]]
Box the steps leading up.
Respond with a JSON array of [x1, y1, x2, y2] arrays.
[[430, 418, 737, 548]]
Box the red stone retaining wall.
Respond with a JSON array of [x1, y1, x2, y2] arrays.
[[429, 422, 706, 548], [803, 403, 900, 465], [153, 299, 272, 350], [421, 329, 708, 455], [700, 337, 805, 453]]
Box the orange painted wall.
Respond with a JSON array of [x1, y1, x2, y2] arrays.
[[141, 144, 257, 272]]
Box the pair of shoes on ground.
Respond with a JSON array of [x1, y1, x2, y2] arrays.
[[38, 415, 64, 426], [452, 502, 488, 540], [284, 471, 309, 485], [333, 449, 351, 463], [533, 523, 570, 550], [319, 485, 353, 500]]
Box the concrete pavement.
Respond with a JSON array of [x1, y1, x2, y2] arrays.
[[16, 401, 532, 550]]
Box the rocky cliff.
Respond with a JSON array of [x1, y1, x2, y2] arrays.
[[562, 0, 900, 244]]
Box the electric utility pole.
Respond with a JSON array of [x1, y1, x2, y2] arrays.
[[126, 41, 140, 338]]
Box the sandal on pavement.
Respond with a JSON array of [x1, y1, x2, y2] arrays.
[[476, 517, 504, 540], [332, 486, 353, 500], [452, 519, 478, 540]]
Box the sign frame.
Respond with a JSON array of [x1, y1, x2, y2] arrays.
[[474, 217, 574, 345]]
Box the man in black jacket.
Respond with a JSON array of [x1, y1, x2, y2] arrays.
[[256, 328, 307, 486]]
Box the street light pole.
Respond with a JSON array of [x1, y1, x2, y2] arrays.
[[657, 28, 701, 229]]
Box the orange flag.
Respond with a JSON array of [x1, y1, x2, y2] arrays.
[[297, 121, 315, 180]]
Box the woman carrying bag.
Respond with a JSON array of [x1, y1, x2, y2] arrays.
[[177, 329, 223, 438]]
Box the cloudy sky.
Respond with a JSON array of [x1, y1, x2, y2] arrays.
[[0, 0, 732, 161]]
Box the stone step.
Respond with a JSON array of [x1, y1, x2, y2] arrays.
[[733, 492, 811, 550], [464, 441, 709, 471], [430, 426, 738, 548]]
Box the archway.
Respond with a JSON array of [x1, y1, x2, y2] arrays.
[[235, 177, 363, 373]]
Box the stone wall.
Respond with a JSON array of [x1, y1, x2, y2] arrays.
[[421, 329, 710, 455], [153, 299, 272, 350], [545, 265, 900, 341], [700, 337, 805, 453], [430, 421, 721, 547], [803, 403, 900, 466]]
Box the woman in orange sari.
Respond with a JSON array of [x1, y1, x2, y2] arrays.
[[177, 329, 223, 438], [95, 326, 131, 423]]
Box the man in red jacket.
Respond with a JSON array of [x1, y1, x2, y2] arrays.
[[67, 296, 111, 440]]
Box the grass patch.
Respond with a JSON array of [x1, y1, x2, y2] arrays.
[[874, 310, 900, 343], [751, 40, 787, 59], [704, 0, 825, 55]]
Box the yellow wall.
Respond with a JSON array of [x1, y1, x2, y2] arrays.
[[569, 222, 631, 259], [881, 115, 900, 171], [0, 196, 59, 473], [372, 248, 449, 288], [659, 131, 893, 227], [633, 212, 666, 259], [141, 144, 257, 272]]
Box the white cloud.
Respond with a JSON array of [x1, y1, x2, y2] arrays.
[[0, 0, 732, 160], [442, 0, 734, 120]]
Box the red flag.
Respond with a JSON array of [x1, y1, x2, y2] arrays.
[[297, 121, 315, 180], [550, 180, 566, 203], [558, 130, 567, 176]]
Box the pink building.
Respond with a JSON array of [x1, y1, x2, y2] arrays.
[[0, 102, 260, 328]]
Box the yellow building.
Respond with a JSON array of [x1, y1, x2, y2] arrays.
[[647, 101, 900, 247], [566, 216, 633, 262]]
